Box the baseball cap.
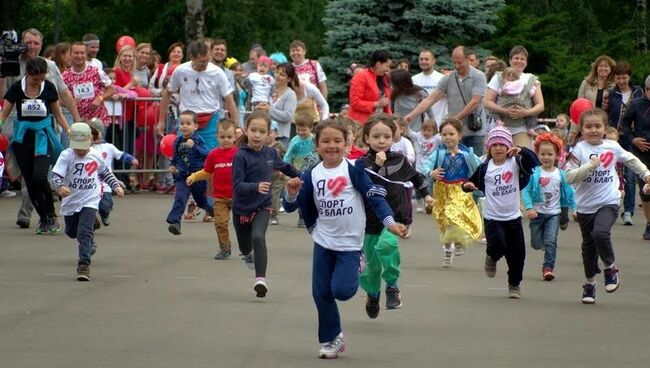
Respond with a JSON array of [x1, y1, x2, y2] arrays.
[[88, 118, 105, 138], [69, 123, 92, 149]]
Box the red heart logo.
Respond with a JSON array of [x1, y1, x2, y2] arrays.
[[327, 176, 348, 198], [600, 151, 614, 168], [85, 160, 99, 176], [102, 152, 108, 159], [502, 171, 513, 184], [539, 177, 550, 187]]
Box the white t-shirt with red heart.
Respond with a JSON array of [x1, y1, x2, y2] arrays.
[[311, 160, 366, 251], [534, 167, 561, 215], [483, 157, 522, 221], [571, 139, 625, 214], [52, 148, 108, 216]]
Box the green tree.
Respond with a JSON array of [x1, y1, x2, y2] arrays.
[[320, 0, 505, 107]]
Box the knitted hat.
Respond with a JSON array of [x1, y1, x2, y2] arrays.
[[257, 55, 273, 67], [485, 125, 513, 150]]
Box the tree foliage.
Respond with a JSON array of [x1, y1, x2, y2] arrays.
[[320, 0, 505, 107]]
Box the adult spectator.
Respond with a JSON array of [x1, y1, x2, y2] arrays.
[[348, 50, 392, 124], [149, 42, 184, 97], [483, 56, 499, 73], [242, 45, 265, 75], [620, 75, 650, 240], [82, 33, 105, 71], [467, 48, 480, 69], [411, 49, 448, 126], [0, 57, 70, 233], [255, 62, 297, 146], [63, 42, 114, 125], [483, 45, 544, 148], [156, 41, 239, 149], [133, 43, 152, 88], [390, 68, 434, 132], [0, 28, 80, 229], [113, 46, 137, 89], [209, 39, 237, 103], [578, 55, 615, 109], [290, 40, 328, 100], [52, 42, 71, 73], [607, 61, 644, 226], [406, 46, 487, 155]]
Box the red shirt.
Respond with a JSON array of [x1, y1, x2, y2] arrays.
[[347, 145, 367, 160], [204, 146, 237, 198]]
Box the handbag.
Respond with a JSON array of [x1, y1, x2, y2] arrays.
[[454, 73, 483, 132]]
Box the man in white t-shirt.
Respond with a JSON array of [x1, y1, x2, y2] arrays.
[[411, 49, 448, 127], [156, 41, 238, 150], [82, 33, 105, 71], [290, 40, 328, 100]]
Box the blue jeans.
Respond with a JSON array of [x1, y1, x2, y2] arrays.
[[462, 135, 484, 156], [166, 178, 212, 224], [529, 213, 560, 269], [98, 192, 113, 219], [64, 207, 97, 266], [312, 243, 360, 343]]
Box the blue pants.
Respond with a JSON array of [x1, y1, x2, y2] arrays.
[[64, 207, 97, 266], [485, 217, 526, 287], [623, 166, 637, 215], [462, 135, 484, 157], [98, 192, 113, 219], [312, 243, 361, 343], [529, 213, 560, 269], [166, 178, 212, 224]]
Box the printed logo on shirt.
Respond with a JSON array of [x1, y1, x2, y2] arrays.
[[598, 151, 614, 168], [214, 162, 232, 169], [316, 177, 354, 216], [502, 171, 513, 184], [69, 160, 100, 190], [584, 152, 615, 184], [539, 176, 550, 187], [266, 160, 273, 166], [492, 170, 517, 196]]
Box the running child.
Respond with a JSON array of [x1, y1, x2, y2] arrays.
[[421, 117, 482, 267], [283, 118, 406, 359], [232, 111, 300, 298], [340, 118, 366, 160], [88, 118, 138, 229], [411, 119, 441, 213], [51, 123, 124, 281], [186, 119, 238, 259], [522, 133, 575, 281], [390, 116, 415, 165], [360, 113, 432, 317], [166, 110, 214, 235], [463, 126, 540, 298], [284, 112, 320, 227], [565, 108, 650, 304]]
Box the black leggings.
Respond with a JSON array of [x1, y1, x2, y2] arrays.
[[233, 210, 270, 277], [11, 138, 55, 221]]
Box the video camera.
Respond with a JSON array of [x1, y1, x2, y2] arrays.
[[0, 30, 28, 77]]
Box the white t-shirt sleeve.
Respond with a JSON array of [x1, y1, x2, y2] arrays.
[[487, 74, 500, 92], [315, 61, 327, 83], [216, 68, 234, 97], [99, 69, 112, 87], [167, 66, 181, 93], [306, 82, 329, 119], [52, 150, 71, 178]]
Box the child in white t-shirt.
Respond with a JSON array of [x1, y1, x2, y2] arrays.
[[390, 116, 415, 164], [283, 119, 406, 359], [565, 109, 650, 304], [244, 56, 275, 107], [522, 133, 575, 281], [463, 126, 540, 298], [51, 123, 124, 281], [410, 119, 441, 213], [87, 119, 138, 229]]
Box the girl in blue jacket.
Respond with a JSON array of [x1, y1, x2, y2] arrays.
[[232, 111, 300, 298], [522, 133, 575, 281], [284, 119, 406, 359]]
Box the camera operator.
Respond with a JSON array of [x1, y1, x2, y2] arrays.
[[0, 28, 81, 229]]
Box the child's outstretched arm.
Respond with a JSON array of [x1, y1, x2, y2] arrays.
[[274, 149, 301, 178], [620, 150, 650, 182], [98, 166, 125, 196], [565, 154, 600, 184], [186, 169, 211, 186], [283, 177, 304, 213], [50, 173, 71, 198]]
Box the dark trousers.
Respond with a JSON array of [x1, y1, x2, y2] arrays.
[[64, 207, 97, 266], [233, 210, 270, 277], [11, 141, 55, 221], [577, 205, 618, 279], [166, 178, 212, 224], [98, 192, 113, 219], [484, 217, 526, 287], [312, 243, 360, 343]]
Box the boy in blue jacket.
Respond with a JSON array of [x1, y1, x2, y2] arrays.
[[166, 111, 214, 235]]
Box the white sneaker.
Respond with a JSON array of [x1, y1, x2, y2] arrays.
[[416, 199, 424, 213], [622, 212, 633, 226], [0, 190, 16, 197], [404, 225, 412, 239], [279, 206, 285, 213], [319, 333, 345, 359], [254, 277, 268, 298], [442, 245, 454, 268]]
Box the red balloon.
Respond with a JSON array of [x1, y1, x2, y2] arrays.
[[569, 98, 594, 125], [0, 134, 8, 152], [160, 134, 176, 159], [115, 35, 136, 53]]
